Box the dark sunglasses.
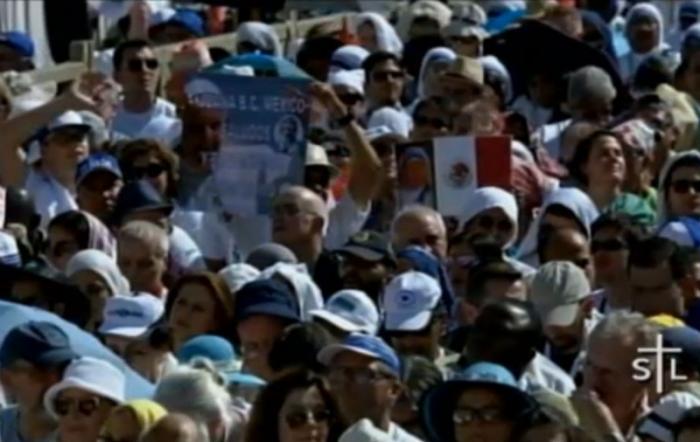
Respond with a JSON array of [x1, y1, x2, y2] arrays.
[[372, 70, 404, 82], [592, 238, 628, 253], [476, 215, 513, 232], [414, 115, 448, 129], [338, 93, 364, 106], [54, 397, 101, 417], [284, 409, 332, 429], [127, 58, 159, 73], [671, 179, 700, 194], [127, 163, 166, 180]]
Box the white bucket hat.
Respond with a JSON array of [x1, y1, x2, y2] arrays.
[[43, 356, 125, 419]]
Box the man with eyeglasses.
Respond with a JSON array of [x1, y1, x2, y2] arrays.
[[410, 97, 450, 142], [362, 52, 407, 119], [112, 39, 177, 139], [0, 321, 77, 442], [531, 261, 601, 381], [317, 334, 422, 441]]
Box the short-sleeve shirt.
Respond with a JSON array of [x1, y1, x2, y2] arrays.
[[112, 98, 177, 139]]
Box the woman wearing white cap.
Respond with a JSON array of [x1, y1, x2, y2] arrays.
[[44, 357, 125, 442]]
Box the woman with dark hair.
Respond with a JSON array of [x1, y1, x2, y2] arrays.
[[657, 151, 700, 247], [165, 272, 235, 352], [568, 130, 655, 227], [420, 362, 538, 442], [245, 369, 343, 442], [46, 210, 116, 272], [118, 138, 180, 200]]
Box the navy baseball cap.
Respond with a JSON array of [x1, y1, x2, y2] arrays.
[[234, 279, 301, 324], [113, 180, 173, 225], [0, 321, 77, 368], [0, 31, 34, 58], [317, 333, 401, 375], [76, 152, 123, 186], [156, 9, 205, 37]]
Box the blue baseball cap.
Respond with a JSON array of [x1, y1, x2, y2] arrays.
[[76, 152, 123, 186], [317, 333, 401, 376], [153, 9, 205, 37], [0, 321, 77, 368], [234, 279, 301, 324], [177, 335, 237, 365], [420, 362, 536, 441], [0, 31, 34, 58]]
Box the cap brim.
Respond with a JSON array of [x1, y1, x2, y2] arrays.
[[311, 310, 363, 333], [98, 325, 148, 338], [385, 310, 431, 332], [226, 372, 267, 387], [318, 343, 381, 367], [544, 304, 579, 327], [77, 167, 121, 186], [237, 303, 299, 323], [338, 245, 384, 262], [50, 124, 91, 134]]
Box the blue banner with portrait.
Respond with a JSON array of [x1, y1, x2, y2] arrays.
[[188, 72, 311, 217]]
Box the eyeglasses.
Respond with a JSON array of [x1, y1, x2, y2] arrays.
[[371, 70, 404, 82], [338, 94, 364, 106], [127, 58, 159, 73], [54, 396, 102, 417], [284, 408, 332, 429], [327, 366, 393, 385], [671, 179, 700, 194], [414, 115, 448, 129], [592, 238, 628, 253], [127, 163, 166, 180], [452, 406, 506, 425], [476, 215, 513, 233]]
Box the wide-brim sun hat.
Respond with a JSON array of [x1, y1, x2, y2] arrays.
[[420, 362, 536, 442]]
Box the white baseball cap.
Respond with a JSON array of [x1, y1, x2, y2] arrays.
[[98, 294, 164, 338], [383, 272, 441, 332], [310, 290, 379, 335]]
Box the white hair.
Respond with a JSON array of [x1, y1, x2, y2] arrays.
[[118, 221, 169, 258], [590, 311, 658, 350], [390, 204, 446, 240], [154, 367, 232, 442]]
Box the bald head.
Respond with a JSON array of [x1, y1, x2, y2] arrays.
[[538, 226, 594, 283], [391, 205, 447, 259], [272, 185, 329, 247], [141, 414, 200, 442]]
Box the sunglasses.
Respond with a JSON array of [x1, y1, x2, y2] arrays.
[[592, 238, 628, 253], [453, 406, 505, 424], [414, 115, 448, 129], [476, 215, 513, 232], [671, 179, 700, 194], [372, 70, 404, 82], [128, 163, 166, 180], [338, 93, 364, 106], [54, 396, 101, 417], [127, 58, 159, 73], [284, 408, 332, 429]]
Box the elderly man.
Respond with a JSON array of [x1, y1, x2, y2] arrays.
[[572, 312, 658, 441], [318, 334, 422, 441], [117, 220, 169, 298], [391, 205, 448, 260]]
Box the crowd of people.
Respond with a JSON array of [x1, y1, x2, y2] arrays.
[[6, 0, 700, 441]]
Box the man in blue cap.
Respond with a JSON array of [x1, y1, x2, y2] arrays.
[[76, 152, 124, 222], [149, 9, 206, 45], [318, 334, 422, 441], [0, 321, 77, 442], [0, 31, 34, 72]]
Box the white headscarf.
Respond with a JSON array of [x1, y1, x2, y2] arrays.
[[356, 12, 404, 55], [65, 249, 131, 296], [397, 0, 453, 39], [259, 263, 324, 321], [619, 3, 669, 80], [516, 187, 600, 266], [236, 21, 283, 56], [328, 69, 365, 96], [461, 187, 519, 248], [330, 45, 370, 72], [417, 47, 456, 98], [368, 107, 413, 138], [218, 263, 260, 294]]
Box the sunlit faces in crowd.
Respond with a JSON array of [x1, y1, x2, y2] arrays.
[[119, 139, 179, 199], [411, 97, 450, 141], [113, 41, 160, 98], [271, 186, 328, 249], [663, 155, 700, 219], [363, 52, 405, 108], [391, 206, 448, 259], [590, 214, 635, 289], [537, 227, 595, 285]]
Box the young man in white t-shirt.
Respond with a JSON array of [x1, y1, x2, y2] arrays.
[[112, 39, 178, 139]]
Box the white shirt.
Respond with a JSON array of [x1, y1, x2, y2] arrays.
[[25, 168, 78, 230], [519, 351, 576, 396], [112, 98, 177, 139], [388, 422, 423, 442], [169, 225, 206, 277]]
